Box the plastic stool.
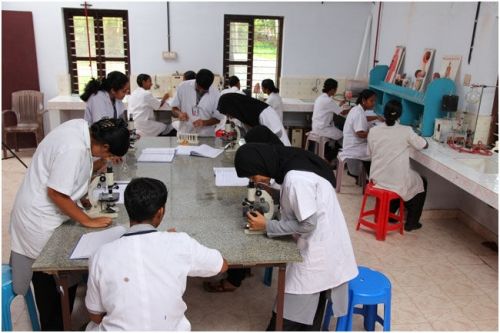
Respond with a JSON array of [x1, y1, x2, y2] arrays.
[[305, 132, 330, 160], [322, 266, 392, 331], [263, 267, 273, 287], [336, 155, 366, 193], [357, 182, 404, 241], [2, 265, 40, 331]]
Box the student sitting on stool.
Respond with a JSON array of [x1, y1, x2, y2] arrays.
[[85, 178, 228, 330]]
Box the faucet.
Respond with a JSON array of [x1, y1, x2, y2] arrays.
[[153, 75, 160, 89], [312, 78, 320, 93]]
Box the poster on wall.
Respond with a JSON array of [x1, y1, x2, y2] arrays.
[[385, 46, 406, 83], [414, 48, 435, 92], [439, 55, 462, 81]]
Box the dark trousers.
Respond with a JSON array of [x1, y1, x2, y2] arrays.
[[266, 290, 328, 331], [32, 272, 77, 331], [390, 177, 428, 227], [226, 268, 250, 287]]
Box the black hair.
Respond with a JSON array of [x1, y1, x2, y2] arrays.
[[414, 69, 423, 77], [261, 79, 279, 93], [322, 78, 338, 93], [124, 177, 168, 223], [137, 74, 151, 87], [383, 100, 402, 126], [228, 75, 240, 87], [81, 71, 129, 101], [356, 89, 376, 106], [89, 117, 130, 156], [183, 70, 196, 81], [195, 69, 214, 90]]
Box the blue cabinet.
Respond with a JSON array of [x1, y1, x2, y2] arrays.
[[369, 65, 456, 137]]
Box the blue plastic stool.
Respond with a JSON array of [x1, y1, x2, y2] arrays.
[[2, 265, 40, 331], [322, 266, 391, 331], [263, 267, 273, 287]]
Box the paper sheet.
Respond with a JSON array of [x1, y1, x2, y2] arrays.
[[138, 148, 176, 162], [175, 145, 199, 156], [175, 144, 223, 158], [214, 167, 249, 186], [70, 225, 127, 259]]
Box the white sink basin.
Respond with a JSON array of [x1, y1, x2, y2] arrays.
[[455, 157, 498, 174]]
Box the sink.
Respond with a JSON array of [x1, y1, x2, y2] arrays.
[[300, 99, 315, 103], [455, 157, 498, 174]]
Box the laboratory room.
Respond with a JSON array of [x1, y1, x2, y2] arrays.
[[1, 0, 498, 331]]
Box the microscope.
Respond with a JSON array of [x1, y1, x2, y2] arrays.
[[128, 114, 139, 151], [241, 181, 276, 234], [85, 164, 120, 218], [217, 119, 244, 151]]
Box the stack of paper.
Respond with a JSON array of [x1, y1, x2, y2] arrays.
[[70, 225, 127, 259], [138, 148, 176, 163], [214, 167, 249, 186], [176, 144, 223, 159]]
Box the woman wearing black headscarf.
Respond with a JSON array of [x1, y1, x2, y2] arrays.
[[234, 143, 357, 331], [217, 93, 291, 146], [244, 125, 284, 146]]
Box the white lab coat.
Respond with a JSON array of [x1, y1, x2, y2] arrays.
[[368, 122, 427, 201], [265, 92, 284, 123], [216, 88, 245, 132], [277, 171, 358, 294], [128, 87, 168, 137], [220, 86, 244, 96], [85, 224, 223, 331], [170, 80, 224, 137], [10, 119, 93, 259], [311, 93, 343, 141], [84, 91, 126, 124], [339, 104, 370, 160], [259, 106, 291, 146]]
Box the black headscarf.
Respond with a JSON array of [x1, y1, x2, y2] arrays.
[[217, 93, 268, 127], [244, 125, 284, 146], [235, 143, 336, 188]]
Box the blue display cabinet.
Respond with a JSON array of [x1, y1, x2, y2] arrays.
[[369, 65, 456, 137]]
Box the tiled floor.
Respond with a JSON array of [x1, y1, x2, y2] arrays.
[[2, 149, 498, 331]]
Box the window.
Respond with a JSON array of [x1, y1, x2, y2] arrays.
[[223, 15, 283, 92], [63, 8, 130, 94]]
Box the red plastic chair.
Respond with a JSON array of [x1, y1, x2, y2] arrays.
[[357, 182, 404, 241]]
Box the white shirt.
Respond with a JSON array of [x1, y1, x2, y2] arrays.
[[368, 122, 427, 201], [278, 171, 358, 294], [266, 92, 284, 123], [128, 87, 167, 137], [340, 104, 370, 160], [85, 225, 223, 331], [84, 91, 126, 124], [311, 93, 343, 141], [259, 106, 291, 146], [10, 119, 93, 259], [170, 80, 224, 137], [220, 86, 244, 96]]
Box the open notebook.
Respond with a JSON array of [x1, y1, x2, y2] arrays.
[[138, 148, 176, 163], [176, 144, 223, 159], [70, 226, 127, 259]]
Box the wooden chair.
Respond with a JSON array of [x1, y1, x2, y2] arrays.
[[2, 90, 46, 158]]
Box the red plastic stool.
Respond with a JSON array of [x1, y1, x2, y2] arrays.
[[357, 182, 404, 241]]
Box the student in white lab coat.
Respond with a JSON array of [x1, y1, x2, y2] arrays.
[[128, 74, 175, 137], [368, 100, 428, 232], [217, 93, 291, 146], [340, 89, 383, 177], [82, 71, 130, 124], [234, 143, 357, 330], [9, 118, 130, 330], [220, 75, 245, 95], [85, 178, 228, 331], [262, 79, 284, 122], [183, 70, 196, 81], [170, 69, 224, 136]]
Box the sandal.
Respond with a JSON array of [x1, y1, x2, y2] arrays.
[[203, 279, 237, 293]]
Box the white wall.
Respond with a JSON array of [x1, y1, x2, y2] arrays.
[[369, 2, 498, 116], [2, 1, 372, 105]]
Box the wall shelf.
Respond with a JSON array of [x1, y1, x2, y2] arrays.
[[369, 65, 456, 137]]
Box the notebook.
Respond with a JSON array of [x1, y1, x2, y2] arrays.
[[214, 167, 248, 186], [70, 225, 127, 259], [138, 148, 176, 162], [176, 144, 223, 159]]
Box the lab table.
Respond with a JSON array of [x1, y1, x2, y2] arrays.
[[32, 137, 302, 331]]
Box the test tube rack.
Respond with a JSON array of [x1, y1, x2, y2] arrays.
[[177, 132, 199, 145]]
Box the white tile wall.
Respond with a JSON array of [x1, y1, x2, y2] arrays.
[[279, 77, 368, 100]]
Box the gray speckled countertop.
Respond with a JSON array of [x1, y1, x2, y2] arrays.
[[33, 137, 302, 272]]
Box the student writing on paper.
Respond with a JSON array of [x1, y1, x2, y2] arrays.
[[9, 118, 130, 330], [234, 144, 357, 330], [85, 178, 228, 330]]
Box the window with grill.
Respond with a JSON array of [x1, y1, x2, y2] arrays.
[[223, 15, 283, 92], [63, 8, 130, 94]]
